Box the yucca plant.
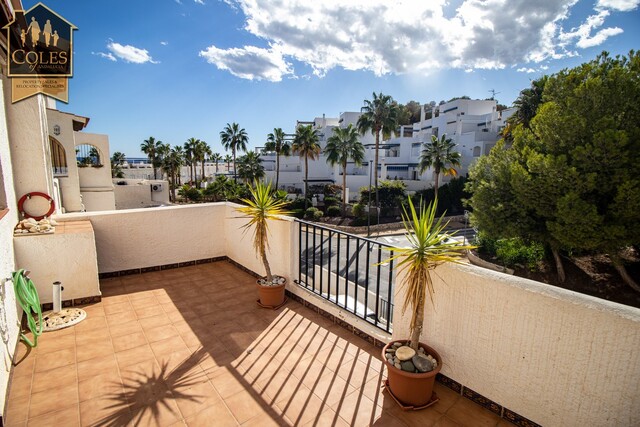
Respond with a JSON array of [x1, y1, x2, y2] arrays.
[[386, 197, 475, 351], [236, 181, 290, 282]]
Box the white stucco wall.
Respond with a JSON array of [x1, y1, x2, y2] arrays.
[[0, 76, 21, 423], [391, 263, 640, 427], [56, 203, 228, 273], [13, 223, 100, 303], [113, 179, 169, 210]]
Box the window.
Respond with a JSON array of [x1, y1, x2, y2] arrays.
[[50, 137, 68, 176], [473, 146, 481, 157], [53, 124, 61, 135], [76, 144, 102, 167]]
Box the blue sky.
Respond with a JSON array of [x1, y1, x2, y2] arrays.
[[23, 0, 640, 157]]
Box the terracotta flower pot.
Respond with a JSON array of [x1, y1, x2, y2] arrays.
[[256, 279, 286, 307], [382, 340, 442, 408]]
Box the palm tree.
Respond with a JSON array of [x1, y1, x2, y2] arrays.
[[110, 151, 126, 178], [210, 153, 222, 174], [292, 125, 321, 210], [325, 124, 364, 217], [162, 146, 184, 202], [223, 154, 233, 174], [194, 139, 211, 188], [157, 143, 171, 180], [236, 151, 265, 184], [419, 134, 461, 200], [184, 138, 199, 185], [264, 128, 291, 190], [235, 181, 289, 282], [220, 123, 249, 182], [357, 92, 400, 212], [141, 136, 163, 179]]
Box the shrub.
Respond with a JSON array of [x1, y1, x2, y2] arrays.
[[304, 207, 323, 220], [323, 196, 338, 206], [326, 205, 341, 217], [290, 209, 305, 219], [179, 185, 202, 201], [477, 231, 544, 270], [412, 176, 470, 215], [289, 197, 310, 210], [352, 203, 365, 218], [359, 180, 406, 216]]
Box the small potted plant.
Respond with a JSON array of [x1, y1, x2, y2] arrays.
[[382, 197, 473, 408], [236, 181, 290, 307]]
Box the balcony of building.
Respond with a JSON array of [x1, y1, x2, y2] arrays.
[[3, 202, 639, 427]]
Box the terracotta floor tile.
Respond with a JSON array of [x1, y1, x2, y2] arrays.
[[101, 294, 129, 306], [128, 395, 182, 427], [309, 370, 357, 408], [74, 315, 108, 332], [224, 390, 270, 424], [172, 380, 222, 418], [139, 313, 173, 330], [116, 344, 155, 369], [136, 305, 165, 320], [146, 324, 180, 343], [81, 304, 106, 318], [275, 385, 329, 426], [184, 401, 239, 427], [78, 371, 123, 402], [77, 353, 119, 382], [330, 389, 383, 427], [113, 330, 148, 353], [242, 414, 289, 427], [150, 335, 189, 358], [209, 368, 248, 399], [34, 347, 75, 372], [445, 397, 501, 427], [11, 355, 35, 378], [434, 415, 463, 426], [7, 373, 32, 399], [28, 382, 78, 418], [109, 320, 144, 338], [130, 296, 159, 310], [394, 405, 444, 427], [27, 404, 81, 427], [33, 332, 75, 354], [433, 383, 462, 413], [76, 337, 115, 362], [79, 395, 132, 426], [301, 408, 351, 427], [75, 325, 111, 342], [31, 364, 77, 394], [106, 309, 138, 325], [4, 395, 30, 425]]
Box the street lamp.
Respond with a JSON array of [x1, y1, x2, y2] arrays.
[[463, 210, 470, 245]]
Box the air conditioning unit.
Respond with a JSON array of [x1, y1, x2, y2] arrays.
[[151, 183, 163, 192]]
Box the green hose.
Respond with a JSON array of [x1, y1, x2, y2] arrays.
[[12, 269, 42, 348]]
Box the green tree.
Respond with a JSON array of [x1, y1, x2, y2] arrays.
[[162, 146, 184, 202], [210, 152, 222, 174], [357, 92, 400, 213], [220, 122, 249, 182], [512, 76, 548, 130], [184, 137, 199, 185], [194, 139, 211, 188], [397, 100, 422, 125], [292, 125, 321, 210], [419, 134, 461, 200], [236, 151, 265, 184], [141, 136, 162, 179], [265, 128, 291, 190], [325, 124, 364, 217], [157, 143, 171, 180], [110, 151, 126, 178], [223, 154, 233, 174]]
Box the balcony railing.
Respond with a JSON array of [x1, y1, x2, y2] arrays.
[[295, 220, 395, 333], [52, 166, 68, 177]]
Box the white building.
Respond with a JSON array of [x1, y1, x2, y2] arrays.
[[260, 99, 515, 200]]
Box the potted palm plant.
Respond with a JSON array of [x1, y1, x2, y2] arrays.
[[382, 197, 473, 408], [236, 181, 290, 307]]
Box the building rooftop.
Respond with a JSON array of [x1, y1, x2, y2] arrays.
[[4, 262, 503, 426]]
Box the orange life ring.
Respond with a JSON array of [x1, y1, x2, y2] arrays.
[[17, 192, 56, 221]]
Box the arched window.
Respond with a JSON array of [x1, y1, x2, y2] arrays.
[[76, 144, 102, 168], [50, 137, 68, 176], [473, 146, 481, 157]]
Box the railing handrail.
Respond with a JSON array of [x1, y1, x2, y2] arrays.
[[294, 218, 395, 248]]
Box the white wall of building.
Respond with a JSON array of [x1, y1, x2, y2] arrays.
[[0, 75, 21, 423], [113, 179, 170, 209]]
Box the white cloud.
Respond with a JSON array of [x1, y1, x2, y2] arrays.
[[559, 10, 623, 49], [596, 0, 640, 11], [160, 41, 169, 46], [194, 0, 205, 3], [202, 0, 632, 81], [199, 45, 293, 81], [107, 42, 158, 64], [517, 67, 536, 73], [92, 51, 116, 62], [175, 0, 182, 4]]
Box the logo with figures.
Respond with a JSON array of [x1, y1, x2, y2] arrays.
[[3, 2, 76, 103]]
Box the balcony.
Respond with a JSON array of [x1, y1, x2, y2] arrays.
[[3, 202, 639, 427]]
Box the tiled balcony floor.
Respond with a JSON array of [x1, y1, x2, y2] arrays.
[[5, 262, 506, 426]]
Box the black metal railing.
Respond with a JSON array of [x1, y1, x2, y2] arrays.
[[295, 219, 395, 333]]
